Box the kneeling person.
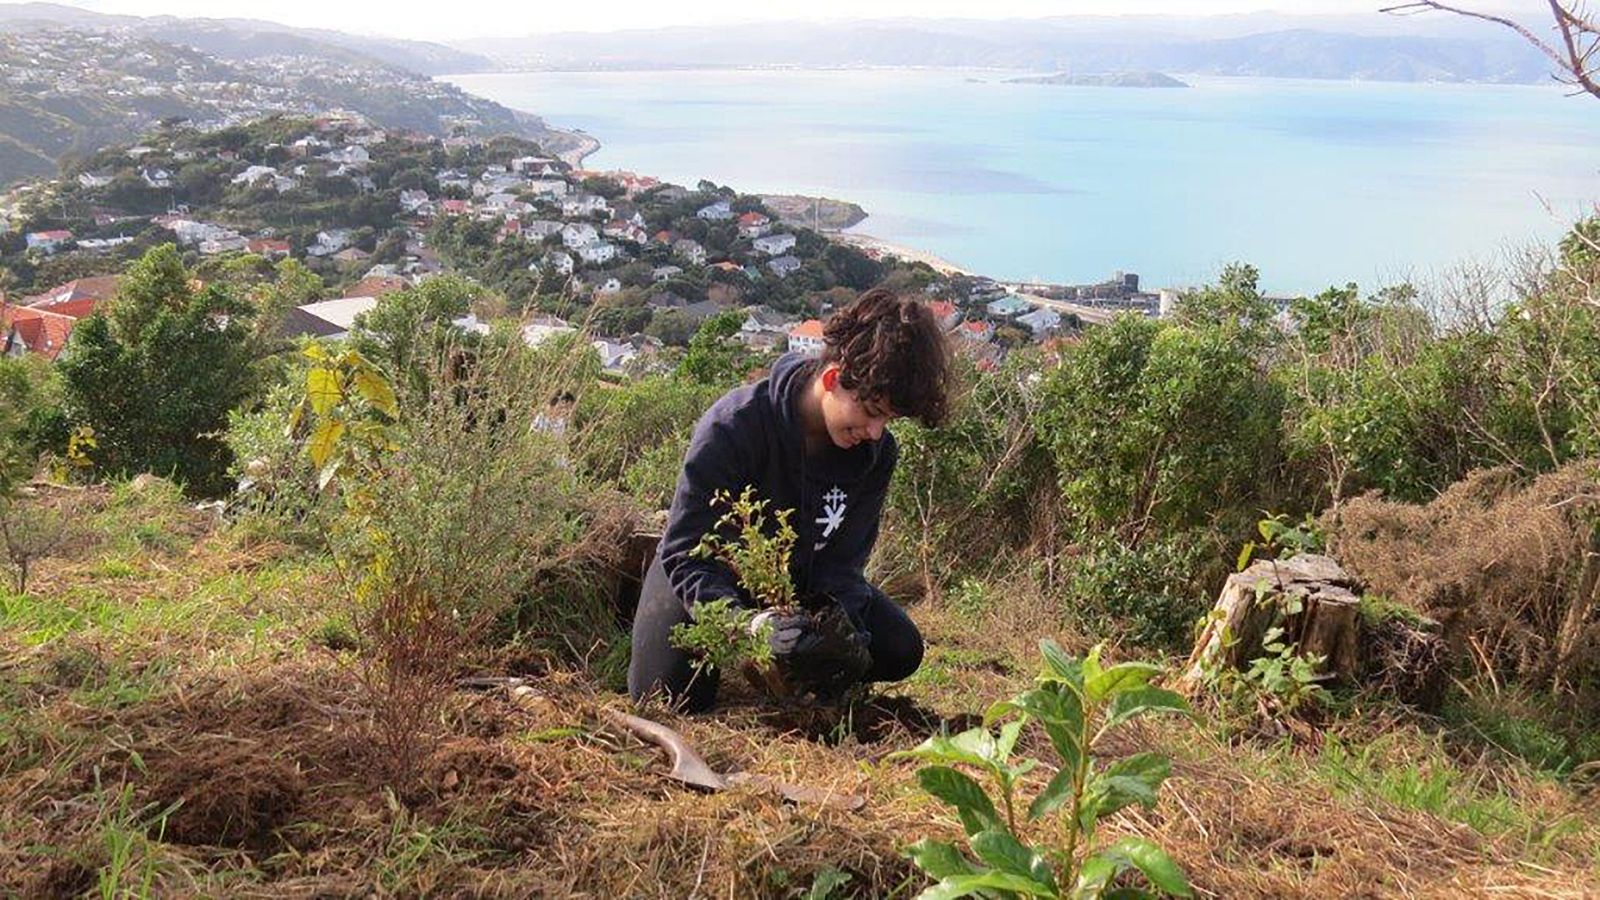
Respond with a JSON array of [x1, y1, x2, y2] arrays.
[[628, 287, 952, 711]]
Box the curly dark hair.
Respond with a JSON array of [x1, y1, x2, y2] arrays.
[[821, 287, 951, 427]]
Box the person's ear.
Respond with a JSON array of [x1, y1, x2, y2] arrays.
[[821, 365, 840, 392]]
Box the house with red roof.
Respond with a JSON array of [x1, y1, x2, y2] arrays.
[[787, 319, 826, 358], [24, 275, 120, 320], [246, 238, 291, 259], [957, 319, 995, 343], [737, 212, 771, 239], [2, 304, 79, 360]]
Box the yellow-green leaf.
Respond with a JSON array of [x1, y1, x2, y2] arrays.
[[307, 368, 342, 416], [308, 418, 345, 469], [353, 367, 398, 418]]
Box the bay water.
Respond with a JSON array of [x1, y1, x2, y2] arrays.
[[444, 68, 1600, 295]]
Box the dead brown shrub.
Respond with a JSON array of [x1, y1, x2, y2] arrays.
[[1326, 460, 1600, 698]]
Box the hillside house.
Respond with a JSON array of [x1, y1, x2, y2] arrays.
[[1016, 307, 1062, 336], [957, 319, 995, 343], [230, 165, 277, 186], [1, 304, 77, 360], [562, 193, 610, 218], [697, 200, 733, 221], [753, 233, 797, 256], [737, 212, 771, 238], [986, 295, 1033, 318], [672, 239, 707, 266], [788, 319, 826, 357], [24, 231, 73, 254], [767, 255, 802, 278], [927, 299, 960, 329], [577, 241, 618, 265], [561, 223, 599, 249]]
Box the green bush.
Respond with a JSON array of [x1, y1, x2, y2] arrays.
[[1065, 534, 1212, 652], [58, 244, 257, 496]]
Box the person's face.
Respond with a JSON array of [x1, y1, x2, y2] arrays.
[[818, 364, 897, 449]]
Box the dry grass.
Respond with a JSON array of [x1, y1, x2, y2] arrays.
[[3, 486, 1599, 897]]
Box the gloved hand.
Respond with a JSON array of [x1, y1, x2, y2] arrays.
[[750, 599, 872, 700]]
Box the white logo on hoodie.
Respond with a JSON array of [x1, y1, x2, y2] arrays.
[[815, 486, 847, 549]]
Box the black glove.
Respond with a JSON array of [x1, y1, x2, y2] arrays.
[[753, 599, 872, 700]]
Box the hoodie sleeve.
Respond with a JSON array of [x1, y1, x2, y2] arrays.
[[808, 434, 898, 628], [658, 413, 757, 615]]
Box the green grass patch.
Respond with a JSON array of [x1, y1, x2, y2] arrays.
[[1312, 733, 1586, 853]]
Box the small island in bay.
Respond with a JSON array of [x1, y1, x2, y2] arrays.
[[1007, 71, 1190, 88], [758, 194, 869, 231]]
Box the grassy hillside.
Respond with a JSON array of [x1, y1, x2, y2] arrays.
[[0, 479, 1595, 896]]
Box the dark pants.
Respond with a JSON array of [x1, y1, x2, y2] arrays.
[[627, 557, 924, 712]]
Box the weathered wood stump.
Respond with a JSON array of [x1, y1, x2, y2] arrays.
[[1181, 553, 1448, 710], [1182, 554, 1362, 687]]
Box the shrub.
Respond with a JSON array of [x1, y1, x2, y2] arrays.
[[295, 328, 623, 788], [1066, 534, 1213, 652], [1034, 314, 1283, 546]]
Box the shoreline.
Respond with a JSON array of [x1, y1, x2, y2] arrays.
[[831, 232, 973, 277]]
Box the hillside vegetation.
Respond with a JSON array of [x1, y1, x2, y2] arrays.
[[1, 127, 1599, 895]]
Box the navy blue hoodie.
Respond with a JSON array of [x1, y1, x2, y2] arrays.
[[658, 352, 897, 626]]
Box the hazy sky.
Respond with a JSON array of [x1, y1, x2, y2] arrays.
[[48, 0, 1544, 41]]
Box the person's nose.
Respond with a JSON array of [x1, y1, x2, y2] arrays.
[[866, 418, 885, 441]]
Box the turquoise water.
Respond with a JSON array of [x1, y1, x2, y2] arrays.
[[443, 69, 1600, 294]]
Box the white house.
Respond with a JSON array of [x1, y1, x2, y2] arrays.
[[528, 179, 569, 199], [141, 167, 172, 189], [697, 200, 733, 221], [77, 173, 113, 188], [230, 165, 278, 186], [436, 169, 470, 190], [24, 230, 72, 254], [522, 317, 576, 348], [986, 295, 1033, 318], [323, 145, 371, 167], [592, 339, 637, 372], [596, 277, 623, 294], [523, 219, 564, 239], [737, 212, 771, 238], [767, 255, 803, 278], [576, 241, 618, 265], [561, 223, 599, 249], [787, 319, 826, 358], [199, 234, 248, 255], [672, 239, 707, 266], [752, 233, 797, 256], [562, 193, 610, 218], [399, 189, 431, 213], [540, 251, 574, 275], [1016, 307, 1062, 336], [652, 265, 683, 282]]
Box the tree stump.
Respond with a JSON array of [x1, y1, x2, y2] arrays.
[[1181, 553, 1449, 710], [1181, 554, 1363, 689]]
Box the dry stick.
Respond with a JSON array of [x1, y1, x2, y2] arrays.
[[1381, 1, 1600, 99]]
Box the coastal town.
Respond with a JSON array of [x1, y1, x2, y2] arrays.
[[1, 110, 1191, 375]]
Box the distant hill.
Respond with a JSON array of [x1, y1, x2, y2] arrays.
[[457, 16, 1549, 85], [1007, 72, 1189, 88], [0, 2, 496, 75], [0, 28, 575, 187]]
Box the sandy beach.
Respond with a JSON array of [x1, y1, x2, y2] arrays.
[[830, 231, 973, 277]]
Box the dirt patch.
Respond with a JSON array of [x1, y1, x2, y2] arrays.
[[146, 740, 305, 848]]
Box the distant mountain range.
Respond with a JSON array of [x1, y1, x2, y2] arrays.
[[457, 15, 1550, 85]]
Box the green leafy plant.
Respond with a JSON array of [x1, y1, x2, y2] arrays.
[[892, 640, 1193, 899], [1235, 511, 1325, 571], [669, 486, 794, 673], [1237, 627, 1332, 717]]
